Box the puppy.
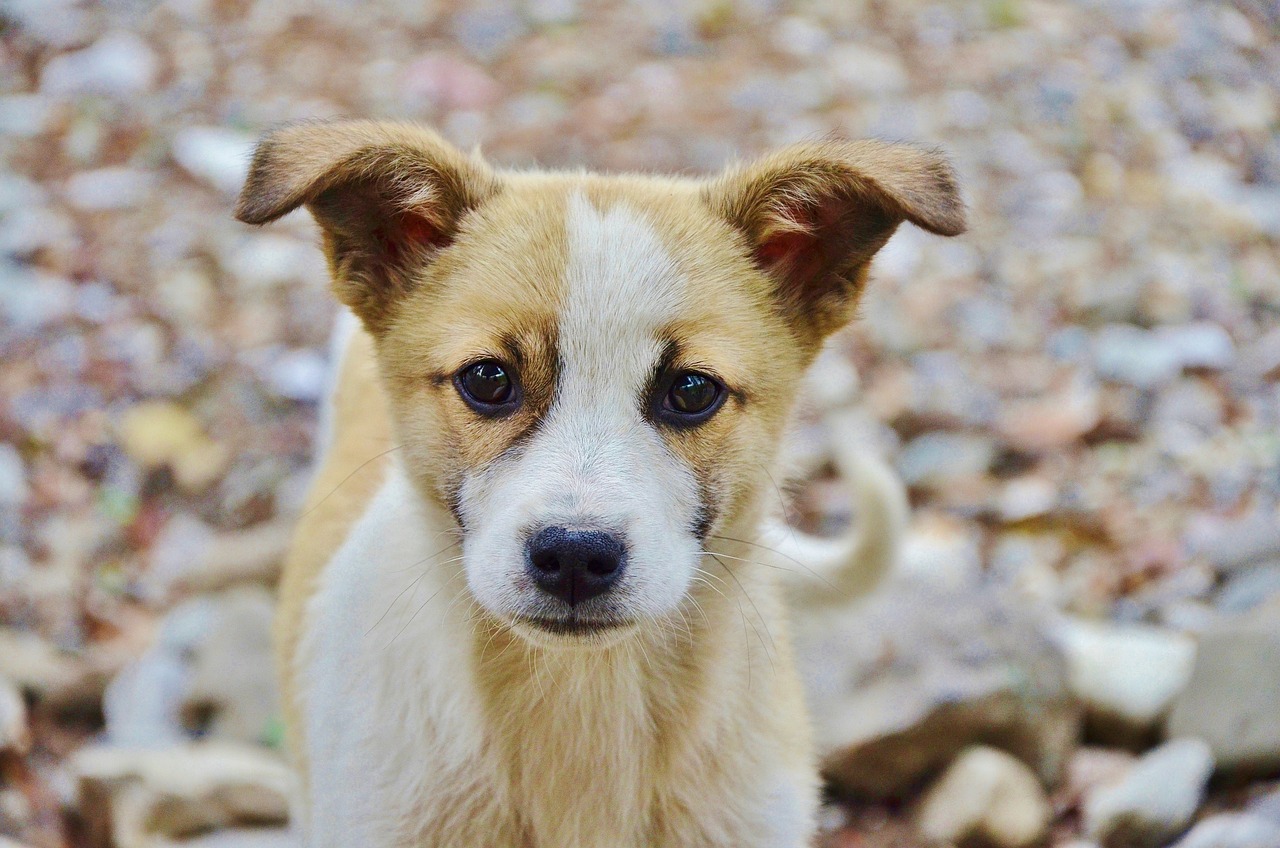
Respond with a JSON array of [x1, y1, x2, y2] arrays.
[[235, 121, 963, 848]]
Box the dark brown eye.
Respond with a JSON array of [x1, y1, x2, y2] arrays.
[[456, 361, 516, 411], [665, 372, 722, 418]]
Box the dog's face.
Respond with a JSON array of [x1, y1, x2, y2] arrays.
[[237, 122, 963, 643]]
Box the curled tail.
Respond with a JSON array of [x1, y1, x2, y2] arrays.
[[763, 411, 910, 606]]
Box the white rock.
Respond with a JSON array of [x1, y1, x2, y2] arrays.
[[103, 649, 193, 747], [828, 44, 909, 94], [1094, 324, 1183, 388], [171, 127, 257, 196], [152, 830, 298, 848], [71, 742, 291, 839], [0, 677, 29, 754], [1084, 738, 1215, 848], [0, 94, 54, 138], [219, 233, 323, 290], [0, 444, 28, 507], [802, 342, 860, 412], [1173, 813, 1280, 848], [262, 348, 328, 402], [64, 167, 155, 211], [0, 206, 76, 256], [1053, 618, 1196, 739], [41, 31, 159, 98], [917, 746, 1051, 848], [1155, 322, 1236, 371], [1167, 604, 1280, 771]]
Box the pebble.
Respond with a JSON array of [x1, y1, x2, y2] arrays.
[[0, 677, 29, 755], [1216, 563, 1280, 614], [1093, 324, 1184, 388], [896, 432, 997, 489], [117, 401, 230, 493], [183, 587, 280, 745], [1083, 738, 1215, 848], [1173, 813, 1280, 848], [72, 742, 291, 841], [1192, 512, 1280, 575], [1052, 618, 1195, 745], [1156, 322, 1236, 371], [1167, 603, 1280, 772], [171, 127, 257, 197], [0, 444, 29, 507], [797, 578, 1078, 799], [40, 31, 159, 98], [916, 746, 1051, 848], [64, 167, 155, 212]]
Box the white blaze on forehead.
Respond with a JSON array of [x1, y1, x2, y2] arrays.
[[559, 190, 686, 392]]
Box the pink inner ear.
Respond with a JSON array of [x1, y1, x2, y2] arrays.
[[757, 230, 813, 267], [399, 212, 445, 248], [378, 212, 449, 263]]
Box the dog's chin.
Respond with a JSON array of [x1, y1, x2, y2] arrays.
[[507, 613, 639, 649]]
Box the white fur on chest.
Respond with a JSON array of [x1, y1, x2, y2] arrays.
[[299, 465, 816, 848]]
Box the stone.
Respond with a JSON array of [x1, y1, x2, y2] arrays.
[[1173, 813, 1280, 848], [896, 432, 997, 489], [996, 378, 1100, 453], [1217, 563, 1280, 614], [1093, 324, 1183, 388], [182, 587, 280, 745], [152, 830, 298, 848], [64, 168, 155, 212], [0, 629, 80, 698], [1051, 618, 1196, 745], [1064, 748, 1138, 810], [796, 578, 1079, 799], [828, 44, 908, 94], [1155, 322, 1235, 371], [1083, 738, 1215, 848], [1193, 512, 1280, 575], [0, 443, 28, 507], [170, 127, 257, 197], [40, 31, 158, 98], [261, 348, 328, 403], [0, 677, 29, 755], [916, 746, 1051, 848], [1167, 604, 1280, 772], [117, 401, 229, 493], [72, 742, 291, 845], [1246, 785, 1280, 824], [148, 515, 292, 596]]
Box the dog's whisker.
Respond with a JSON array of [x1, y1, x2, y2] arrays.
[[384, 570, 465, 650], [364, 552, 469, 638], [299, 444, 405, 521], [707, 533, 836, 591], [704, 553, 778, 658], [697, 548, 836, 592]]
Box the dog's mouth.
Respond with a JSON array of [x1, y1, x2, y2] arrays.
[[512, 614, 635, 638]]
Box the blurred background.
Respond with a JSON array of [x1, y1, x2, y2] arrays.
[[1, 1, 1278, 847]]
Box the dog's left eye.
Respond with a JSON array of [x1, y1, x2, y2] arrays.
[[662, 372, 724, 422], [456, 360, 518, 413]]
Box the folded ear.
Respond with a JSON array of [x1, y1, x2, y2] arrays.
[[235, 121, 499, 332], [704, 139, 965, 345]]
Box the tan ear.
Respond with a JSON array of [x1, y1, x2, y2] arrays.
[[235, 121, 499, 332], [704, 139, 965, 344]]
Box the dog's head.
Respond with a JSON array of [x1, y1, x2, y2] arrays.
[[237, 121, 964, 644]]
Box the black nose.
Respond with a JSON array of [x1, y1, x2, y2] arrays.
[[525, 526, 627, 606]]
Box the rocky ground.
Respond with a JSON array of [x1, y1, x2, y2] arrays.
[[1, 0, 1279, 846]]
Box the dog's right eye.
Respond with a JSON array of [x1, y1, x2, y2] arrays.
[[455, 361, 518, 413]]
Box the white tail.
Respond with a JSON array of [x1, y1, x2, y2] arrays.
[[764, 410, 910, 606]]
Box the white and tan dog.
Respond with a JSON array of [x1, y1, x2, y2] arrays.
[[235, 121, 963, 848]]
